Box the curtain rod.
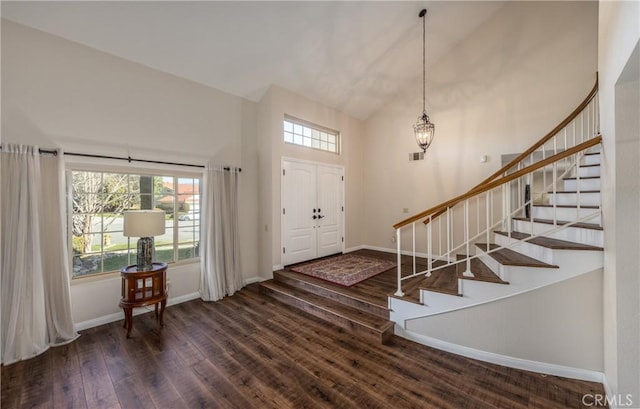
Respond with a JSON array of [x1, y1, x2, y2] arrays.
[[0, 145, 59, 155], [65, 152, 241, 172], [1, 145, 241, 172], [65, 151, 206, 169]]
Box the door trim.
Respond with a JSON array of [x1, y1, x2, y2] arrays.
[[280, 157, 345, 268]]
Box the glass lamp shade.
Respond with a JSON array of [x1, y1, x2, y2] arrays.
[[413, 113, 435, 153]]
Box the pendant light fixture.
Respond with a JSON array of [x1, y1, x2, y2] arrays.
[[413, 8, 435, 153]]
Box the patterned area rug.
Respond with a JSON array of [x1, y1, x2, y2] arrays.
[[290, 254, 396, 287]]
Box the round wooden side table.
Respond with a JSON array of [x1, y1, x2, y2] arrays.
[[119, 262, 168, 338]]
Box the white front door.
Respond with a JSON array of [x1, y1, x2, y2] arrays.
[[316, 165, 343, 258], [282, 160, 344, 266]]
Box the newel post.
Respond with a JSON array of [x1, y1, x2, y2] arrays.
[[394, 228, 404, 297]]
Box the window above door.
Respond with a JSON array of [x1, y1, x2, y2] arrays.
[[283, 115, 340, 154]]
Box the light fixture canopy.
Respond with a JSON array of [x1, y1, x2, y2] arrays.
[[413, 8, 435, 153]]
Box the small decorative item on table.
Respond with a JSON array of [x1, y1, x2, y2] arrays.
[[119, 262, 168, 338]]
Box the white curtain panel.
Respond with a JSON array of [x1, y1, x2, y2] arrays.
[[1, 144, 78, 365], [200, 166, 242, 301]]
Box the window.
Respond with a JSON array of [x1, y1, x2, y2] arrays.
[[283, 116, 340, 154], [69, 170, 200, 278]]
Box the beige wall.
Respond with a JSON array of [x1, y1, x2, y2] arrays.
[[407, 269, 604, 371], [598, 0, 640, 402], [1, 20, 259, 325], [363, 1, 598, 253], [256, 85, 365, 275]]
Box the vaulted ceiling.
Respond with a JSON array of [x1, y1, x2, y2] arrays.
[[1, 1, 505, 120]]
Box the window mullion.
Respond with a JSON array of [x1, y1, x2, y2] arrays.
[[173, 176, 179, 263]]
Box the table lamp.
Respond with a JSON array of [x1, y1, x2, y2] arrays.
[[123, 210, 166, 270]]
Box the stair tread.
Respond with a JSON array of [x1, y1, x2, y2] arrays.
[[533, 204, 599, 209], [584, 152, 601, 156], [512, 217, 603, 230], [401, 264, 459, 299], [494, 231, 604, 251], [580, 164, 600, 168], [259, 280, 393, 332], [455, 255, 508, 284], [275, 270, 388, 309], [476, 243, 559, 268]]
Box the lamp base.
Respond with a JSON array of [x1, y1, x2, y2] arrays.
[[136, 237, 154, 271]]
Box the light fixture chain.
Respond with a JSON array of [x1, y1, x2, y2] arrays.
[[422, 10, 426, 114]]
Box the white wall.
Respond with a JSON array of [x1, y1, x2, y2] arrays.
[[598, 0, 640, 402], [1, 20, 260, 327], [363, 1, 598, 253], [256, 85, 365, 274], [406, 269, 604, 372]]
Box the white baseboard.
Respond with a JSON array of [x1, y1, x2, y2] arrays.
[[602, 375, 619, 409], [396, 326, 604, 383], [168, 291, 201, 307], [244, 276, 266, 285], [344, 245, 366, 253], [272, 264, 284, 271], [74, 291, 201, 332]]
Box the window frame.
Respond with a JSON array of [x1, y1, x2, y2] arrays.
[[66, 162, 202, 280], [283, 115, 341, 154]]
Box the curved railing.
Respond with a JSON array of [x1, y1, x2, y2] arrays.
[[392, 76, 600, 297], [394, 76, 599, 231]]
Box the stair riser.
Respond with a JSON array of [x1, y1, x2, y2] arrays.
[[494, 234, 602, 266], [532, 207, 601, 224], [474, 251, 548, 283], [548, 192, 600, 206], [563, 178, 601, 191], [494, 234, 554, 265], [512, 220, 603, 247], [274, 272, 389, 319], [475, 246, 507, 281], [582, 154, 601, 166], [259, 285, 393, 344], [579, 166, 600, 178]]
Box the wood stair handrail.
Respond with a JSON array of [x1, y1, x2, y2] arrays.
[[394, 75, 598, 230], [393, 136, 602, 229], [473, 75, 598, 190]]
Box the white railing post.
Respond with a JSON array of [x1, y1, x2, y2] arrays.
[[553, 161, 558, 226], [596, 93, 600, 134], [395, 228, 403, 297], [506, 182, 512, 236], [462, 199, 474, 277], [446, 207, 451, 263], [438, 216, 442, 260], [412, 222, 416, 276], [576, 152, 582, 219], [427, 216, 433, 276], [502, 184, 508, 232], [486, 191, 491, 245]]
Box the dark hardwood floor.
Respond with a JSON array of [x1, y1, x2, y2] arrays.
[[2, 283, 605, 408]]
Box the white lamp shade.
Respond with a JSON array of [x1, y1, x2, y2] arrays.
[[123, 210, 166, 237]]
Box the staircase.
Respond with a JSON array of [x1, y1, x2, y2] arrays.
[[259, 270, 395, 344], [391, 78, 603, 327]]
